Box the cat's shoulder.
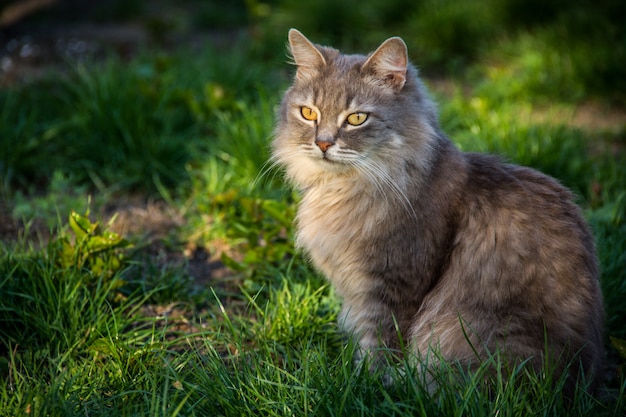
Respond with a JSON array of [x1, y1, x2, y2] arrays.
[[461, 152, 575, 206]]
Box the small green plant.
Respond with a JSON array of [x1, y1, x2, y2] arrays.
[[55, 210, 131, 281], [0, 210, 136, 356]]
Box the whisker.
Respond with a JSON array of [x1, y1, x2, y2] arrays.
[[254, 157, 283, 189], [257, 147, 307, 187]]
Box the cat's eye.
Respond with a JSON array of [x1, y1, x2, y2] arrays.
[[301, 106, 318, 121], [346, 112, 368, 126]]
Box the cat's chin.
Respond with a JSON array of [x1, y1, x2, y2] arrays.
[[286, 155, 356, 187]]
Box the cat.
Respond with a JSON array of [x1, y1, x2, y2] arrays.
[[272, 29, 604, 395]]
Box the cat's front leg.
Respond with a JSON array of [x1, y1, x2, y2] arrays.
[[353, 330, 400, 388], [338, 301, 397, 381], [351, 332, 380, 369]]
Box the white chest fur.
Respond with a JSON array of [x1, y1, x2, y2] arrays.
[[295, 180, 389, 298]]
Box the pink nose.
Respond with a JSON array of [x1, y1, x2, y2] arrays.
[[315, 140, 334, 152]]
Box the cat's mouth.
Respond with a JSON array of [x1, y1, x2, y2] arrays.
[[313, 147, 334, 162], [318, 154, 355, 174], [316, 149, 353, 168]]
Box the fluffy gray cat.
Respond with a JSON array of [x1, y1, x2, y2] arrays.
[[272, 29, 604, 394]]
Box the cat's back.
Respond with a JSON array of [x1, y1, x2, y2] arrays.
[[427, 149, 596, 265], [462, 152, 578, 211], [450, 152, 599, 296], [458, 152, 595, 261]]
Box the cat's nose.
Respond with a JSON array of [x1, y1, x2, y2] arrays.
[[315, 138, 334, 153]]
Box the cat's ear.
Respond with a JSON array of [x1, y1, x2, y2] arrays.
[[288, 29, 326, 80], [363, 37, 408, 90]]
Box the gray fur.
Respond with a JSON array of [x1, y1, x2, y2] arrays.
[[272, 29, 604, 394]]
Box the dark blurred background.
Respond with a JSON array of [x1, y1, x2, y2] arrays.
[[1, 0, 625, 102]]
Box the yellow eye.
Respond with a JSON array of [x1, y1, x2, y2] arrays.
[[301, 106, 318, 121], [346, 112, 368, 126]]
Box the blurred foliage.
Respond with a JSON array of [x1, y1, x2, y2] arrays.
[[247, 0, 625, 102], [9, 0, 623, 101]]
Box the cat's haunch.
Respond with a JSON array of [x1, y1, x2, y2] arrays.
[[272, 29, 604, 395]]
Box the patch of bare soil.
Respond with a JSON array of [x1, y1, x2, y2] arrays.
[[0, 199, 50, 244], [101, 197, 235, 289], [105, 198, 245, 340], [569, 102, 626, 133]]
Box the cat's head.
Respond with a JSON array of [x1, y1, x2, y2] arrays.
[[273, 29, 439, 190]]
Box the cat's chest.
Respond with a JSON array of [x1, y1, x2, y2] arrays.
[[295, 183, 388, 291]]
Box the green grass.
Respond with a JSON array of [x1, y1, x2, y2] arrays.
[[1, 1, 626, 415]]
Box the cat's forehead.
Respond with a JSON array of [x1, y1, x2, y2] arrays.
[[295, 76, 371, 112], [291, 52, 376, 106], [319, 47, 367, 74]]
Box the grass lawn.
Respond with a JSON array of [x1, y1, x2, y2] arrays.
[[1, 1, 625, 415]]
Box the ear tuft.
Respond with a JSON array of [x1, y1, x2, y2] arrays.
[[288, 29, 326, 80], [363, 37, 408, 90]]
